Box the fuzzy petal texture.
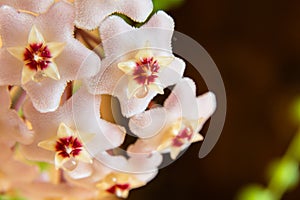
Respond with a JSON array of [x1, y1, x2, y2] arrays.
[[0, 0, 54, 14], [86, 11, 184, 117], [164, 77, 199, 120], [0, 2, 101, 112], [65, 151, 161, 193], [129, 78, 217, 158], [20, 87, 125, 173], [129, 107, 167, 139], [0, 86, 34, 146], [195, 92, 217, 132], [75, 0, 153, 30]]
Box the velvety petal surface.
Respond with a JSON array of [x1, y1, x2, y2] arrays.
[[75, 0, 153, 30], [0, 0, 54, 14], [86, 11, 183, 117]]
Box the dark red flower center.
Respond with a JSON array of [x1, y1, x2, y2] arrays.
[[23, 43, 52, 71], [133, 57, 160, 85], [106, 183, 130, 194], [172, 127, 193, 147], [55, 136, 83, 158]]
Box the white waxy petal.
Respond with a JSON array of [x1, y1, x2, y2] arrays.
[[135, 48, 153, 60], [6, 46, 25, 61], [57, 123, 74, 138], [156, 56, 174, 67], [192, 133, 204, 143], [148, 80, 164, 94], [21, 66, 35, 84], [157, 139, 172, 152], [134, 85, 149, 99], [46, 42, 65, 58], [38, 139, 56, 151], [54, 152, 65, 169], [43, 62, 60, 81], [76, 149, 92, 164], [28, 25, 45, 44], [127, 78, 143, 99], [170, 147, 181, 160], [0, 0, 55, 14], [118, 60, 136, 75]]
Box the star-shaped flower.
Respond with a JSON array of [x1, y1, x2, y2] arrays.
[[20, 87, 126, 172], [0, 0, 54, 14], [38, 123, 93, 170], [74, 0, 153, 30], [128, 78, 217, 159], [64, 151, 162, 198], [97, 172, 144, 198], [0, 2, 101, 112], [118, 48, 174, 99], [95, 152, 161, 198], [7, 25, 65, 84], [86, 11, 185, 117], [0, 86, 33, 147]]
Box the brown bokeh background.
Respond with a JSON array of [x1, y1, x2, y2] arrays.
[[128, 0, 300, 199]]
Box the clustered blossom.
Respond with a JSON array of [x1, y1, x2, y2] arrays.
[[0, 0, 216, 199]]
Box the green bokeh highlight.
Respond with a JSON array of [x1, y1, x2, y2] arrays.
[[152, 0, 184, 11], [237, 185, 274, 200]]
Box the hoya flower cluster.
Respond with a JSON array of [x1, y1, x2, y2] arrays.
[[0, 0, 216, 199]]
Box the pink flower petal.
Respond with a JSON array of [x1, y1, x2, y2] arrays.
[[129, 107, 168, 139], [0, 0, 54, 14], [21, 87, 125, 163], [99, 11, 174, 62], [87, 12, 181, 117], [0, 50, 22, 85], [0, 5, 34, 47], [67, 161, 93, 180], [195, 91, 217, 132], [164, 78, 199, 120], [75, 0, 153, 30], [65, 159, 113, 187], [35, 1, 74, 41], [20, 100, 60, 162], [0, 87, 34, 145], [128, 78, 217, 158], [94, 151, 161, 174], [0, 2, 101, 112], [35, 1, 101, 80], [70, 88, 126, 156], [56, 40, 101, 80], [23, 79, 67, 113], [0, 86, 10, 109], [159, 57, 186, 90]]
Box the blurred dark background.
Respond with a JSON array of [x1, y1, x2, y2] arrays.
[[128, 0, 300, 199]]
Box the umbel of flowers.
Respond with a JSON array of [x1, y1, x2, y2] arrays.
[[0, 0, 216, 199]]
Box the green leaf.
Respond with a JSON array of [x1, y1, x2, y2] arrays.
[[152, 0, 185, 11], [236, 185, 274, 200]]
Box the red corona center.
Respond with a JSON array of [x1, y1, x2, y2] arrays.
[[23, 43, 52, 71], [55, 136, 83, 158], [133, 57, 160, 85], [106, 183, 130, 194], [172, 127, 193, 147]]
